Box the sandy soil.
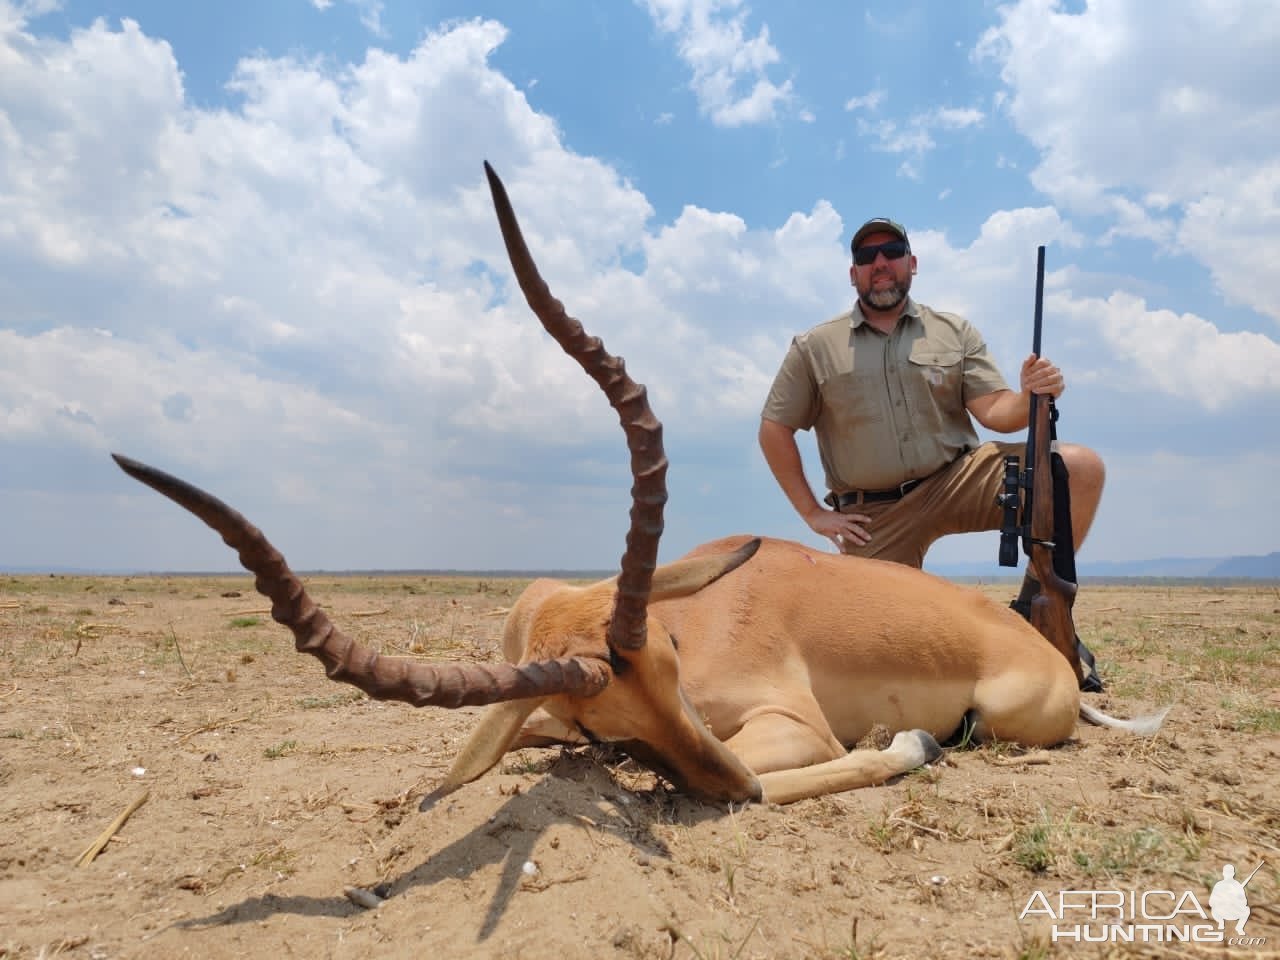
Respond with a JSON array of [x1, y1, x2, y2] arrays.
[[2, 572, 1277, 959]]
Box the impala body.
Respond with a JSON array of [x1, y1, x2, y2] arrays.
[[655, 535, 1079, 751]]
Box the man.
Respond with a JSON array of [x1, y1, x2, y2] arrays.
[[759, 217, 1104, 691]]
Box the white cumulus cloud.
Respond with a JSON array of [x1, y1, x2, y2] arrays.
[[976, 0, 1280, 322], [638, 0, 793, 127]]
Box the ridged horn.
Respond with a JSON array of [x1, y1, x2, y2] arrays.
[[112, 454, 610, 706], [484, 161, 666, 652]]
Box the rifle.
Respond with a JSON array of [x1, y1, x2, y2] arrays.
[[1240, 861, 1266, 888], [996, 246, 1084, 685]]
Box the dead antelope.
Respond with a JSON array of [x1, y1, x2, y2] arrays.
[[113, 162, 1166, 808]]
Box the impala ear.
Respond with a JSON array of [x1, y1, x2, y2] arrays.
[[582, 538, 760, 602], [649, 538, 760, 601]]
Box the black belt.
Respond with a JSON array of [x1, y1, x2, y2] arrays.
[[830, 478, 923, 509]]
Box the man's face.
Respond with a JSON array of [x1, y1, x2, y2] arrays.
[[850, 230, 916, 312]]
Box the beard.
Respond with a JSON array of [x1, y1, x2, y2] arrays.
[[860, 285, 911, 312], [858, 274, 911, 312]]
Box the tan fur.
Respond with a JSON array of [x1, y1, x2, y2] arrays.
[[662, 536, 1079, 753], [445, 534, 1089, 805]]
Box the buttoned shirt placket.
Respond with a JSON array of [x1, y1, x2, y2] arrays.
[[877, 315, 915, 483]]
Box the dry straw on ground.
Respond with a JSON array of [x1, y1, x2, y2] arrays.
[[1, 573, 1277, 958]]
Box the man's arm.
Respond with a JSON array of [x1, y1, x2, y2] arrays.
[[758, 418, 871, 548], [967, 354, 1064, 433], [758, 418, 824, 520]]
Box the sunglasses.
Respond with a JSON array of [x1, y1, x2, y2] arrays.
[[853, 239, 909, 266]]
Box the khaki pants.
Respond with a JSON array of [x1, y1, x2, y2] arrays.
[[835, 441, 1023, 568]]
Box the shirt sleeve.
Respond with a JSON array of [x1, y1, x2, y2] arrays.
[[959, 320, 1010, 402], [761, 338, 820, 430]]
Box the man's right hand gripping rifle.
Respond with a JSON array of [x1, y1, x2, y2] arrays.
[[997, 246, 1102, 692]]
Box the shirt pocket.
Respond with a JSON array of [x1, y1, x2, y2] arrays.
[[907, 349, 963, 397]]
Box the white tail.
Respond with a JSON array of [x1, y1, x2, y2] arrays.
[[1079, 702, 1171, 737]]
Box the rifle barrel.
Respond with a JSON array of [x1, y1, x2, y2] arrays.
[[1022, 245, 1047, 555], [1241, 860, 1266, 887], [1032, 245, 1045, 358]]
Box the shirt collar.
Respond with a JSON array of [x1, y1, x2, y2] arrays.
[[849, 297, 920, 331]]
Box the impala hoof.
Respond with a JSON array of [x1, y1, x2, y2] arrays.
[[891, 729, 943, 768]]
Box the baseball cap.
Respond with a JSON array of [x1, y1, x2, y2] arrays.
[[850, 217, 909, 254]]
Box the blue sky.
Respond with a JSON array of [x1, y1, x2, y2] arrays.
[[2, 0, 1278, 574]]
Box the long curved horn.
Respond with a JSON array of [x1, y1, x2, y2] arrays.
[[112, 454, 610, 707], [484, 161, 665, 652]]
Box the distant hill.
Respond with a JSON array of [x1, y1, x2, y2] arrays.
[[0, 565, 616, 578], [1082, 551, 1280, 579], [926, 551, 1280, 581], [5, 552, 1279, 580], [1205, 552, 1280, 578]]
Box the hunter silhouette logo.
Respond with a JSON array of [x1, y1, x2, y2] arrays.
[[1210, 862, 1263, 935]]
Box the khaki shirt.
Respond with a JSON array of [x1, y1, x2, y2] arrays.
[[762, 299, 1009, 492]]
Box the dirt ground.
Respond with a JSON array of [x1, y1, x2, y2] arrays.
[[2, 570, 1278, 959]]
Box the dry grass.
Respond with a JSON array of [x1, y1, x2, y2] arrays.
[[0, 575, 1277, 959]]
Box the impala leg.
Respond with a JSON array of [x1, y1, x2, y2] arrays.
[[722, 709, 846, 775], [755, 730, 943, 805], [722, 710, 940, 804], [971, 645, 1080, 746], [509, 707, 589, 749]]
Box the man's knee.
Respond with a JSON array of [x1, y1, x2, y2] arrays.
[[1060, 443, 1105, 488]]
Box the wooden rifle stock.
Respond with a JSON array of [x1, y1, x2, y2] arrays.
[[1025, 247, 1084, 685]]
